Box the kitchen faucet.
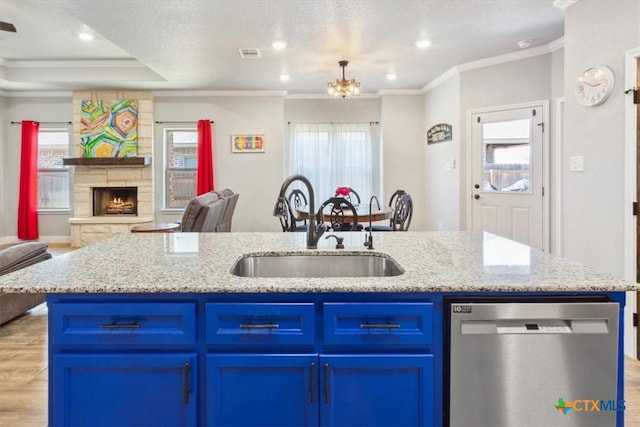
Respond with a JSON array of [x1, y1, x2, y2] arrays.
[[364, 195, 380, 250], [273, 174, 325, 249]]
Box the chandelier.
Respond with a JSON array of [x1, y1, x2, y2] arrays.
[[327, 60, 361, 98]]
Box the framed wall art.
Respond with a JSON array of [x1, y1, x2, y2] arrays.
[[231, 134, 264, 153]]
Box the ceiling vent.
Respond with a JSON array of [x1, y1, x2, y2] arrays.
[[238, 48, 261, 59]]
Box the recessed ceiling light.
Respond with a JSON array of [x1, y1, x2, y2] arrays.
[[272, 41, 287, 50], [414, 39, 431, 49], [279, 74, 290, 81], [517, 39, 532, 49], [386, 73, 397, 81], [78, 32, 94, 41]]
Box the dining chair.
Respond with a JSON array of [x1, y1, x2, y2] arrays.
[[288, 189, 308, 231], [276, 195, 307, 232], [391, 193, 413, 231], [365, 189, 407, 232], [346, 188, 361, 206], [318, 197, 360, 232]]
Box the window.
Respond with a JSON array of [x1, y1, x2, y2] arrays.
[[165, 129, 197, 208], [481, 118, 532, 192], [38, 129, 70, 209], [287, 123, 375, 204]]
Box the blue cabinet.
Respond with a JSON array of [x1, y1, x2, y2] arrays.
[[48, 295, 440, 426], [206, 354, 318, 426], [206, 354, 433, 427], [52, 353, 197, 426], [320, 354, 434, 427]]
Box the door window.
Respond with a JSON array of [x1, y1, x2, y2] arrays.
[[481, 118, 532, 194]]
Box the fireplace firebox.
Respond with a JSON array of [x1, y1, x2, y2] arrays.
[[93, 187, 138, 216]]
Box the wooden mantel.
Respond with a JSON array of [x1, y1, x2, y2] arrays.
[[62, 157, 152, 166]]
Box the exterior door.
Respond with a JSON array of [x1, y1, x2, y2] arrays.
[[635, 56, 640, 359], [471, 106, 544, 249]]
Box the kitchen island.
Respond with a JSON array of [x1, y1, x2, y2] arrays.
[[0, 231, 637, 426]]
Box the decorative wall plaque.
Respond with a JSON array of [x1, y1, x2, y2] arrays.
[[427, 123, 452, 144]]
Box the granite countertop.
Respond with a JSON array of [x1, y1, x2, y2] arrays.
[[0, 231, 637, 294]]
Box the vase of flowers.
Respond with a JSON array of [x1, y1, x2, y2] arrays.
[[335, 186, 351, 197]]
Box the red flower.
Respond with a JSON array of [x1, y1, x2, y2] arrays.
[[335, 186, 351, 196]]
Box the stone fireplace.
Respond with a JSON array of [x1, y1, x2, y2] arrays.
[[68, 90, 155, 247], [93, 187, 138, 216]]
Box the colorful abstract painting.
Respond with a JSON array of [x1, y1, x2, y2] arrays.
[[231, 134, 264, 153], [80, 99, 138, 157]]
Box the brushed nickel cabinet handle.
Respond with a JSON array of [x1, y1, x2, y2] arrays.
[[239, 323, 280, 329], [183, 362, 191, 404], [324, 363, 330, 405], [100, 321, 140, 329], [310, 362, 315, 404], [360, 323, 401, 329]]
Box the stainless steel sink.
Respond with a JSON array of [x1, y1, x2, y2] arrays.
[[230, 253, 404, 278]]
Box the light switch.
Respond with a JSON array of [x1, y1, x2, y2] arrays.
[[569, 155, 584, 172]]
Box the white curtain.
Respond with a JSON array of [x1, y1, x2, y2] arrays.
[[287, 123, 374, 206]]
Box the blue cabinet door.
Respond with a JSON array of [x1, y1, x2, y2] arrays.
[[320, 354, 434, 427], [206, 354, 319, 427], [52, 353, 197, 426]]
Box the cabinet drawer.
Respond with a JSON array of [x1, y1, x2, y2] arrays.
[[324, 303, 433, 346], [51, 302, 196, 346], [205, 303, 314, 346]]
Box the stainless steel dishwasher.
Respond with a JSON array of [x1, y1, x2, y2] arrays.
[[447, 298, 620, 427]]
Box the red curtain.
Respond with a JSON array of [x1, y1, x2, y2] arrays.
[[17, 120, 40, 240], [196, 119, 215, 195]]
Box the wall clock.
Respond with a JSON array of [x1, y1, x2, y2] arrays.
[[574, 65, 615, 106]]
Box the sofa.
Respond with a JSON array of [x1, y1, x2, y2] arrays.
[[179, 188, 239, 232], [0, 242, 52, 325]]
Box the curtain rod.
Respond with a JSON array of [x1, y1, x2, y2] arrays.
[[10, 121, 72, 125], [155, 120, 214, 124], [288, 121, 379, 125]]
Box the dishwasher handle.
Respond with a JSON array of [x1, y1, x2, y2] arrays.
[[460, 318, 609, 335]]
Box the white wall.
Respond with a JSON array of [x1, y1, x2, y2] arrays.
[[155, 95, 285, 232], [379, 94, 426, 231], [550, 48, 565, 255], [424, 75, 461, 231], [563, 0, 640, 277], [1, 97, 73, 242], [0, 96, 5, 239]]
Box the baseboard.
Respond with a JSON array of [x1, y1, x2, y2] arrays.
[[0, 235, 71, 245]]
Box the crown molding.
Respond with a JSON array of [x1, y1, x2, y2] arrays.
[[377, 89, 423, 96], [422, 42, 559, 93], [284, 93, 380, 99], [457, 44, 552, 73], [553, 0, 579, 11], [423, 67, 460, 93], [548, 37, 565, 52], [0, 90, 72, 98], [3, 59, 147, 69], [154, 90, 287, 97]]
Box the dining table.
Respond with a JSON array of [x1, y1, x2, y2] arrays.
[[295, 203, 393, 224]]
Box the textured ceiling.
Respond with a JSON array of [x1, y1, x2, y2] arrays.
[[0, 0, 565, 94]]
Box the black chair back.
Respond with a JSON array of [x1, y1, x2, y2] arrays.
[[288, 189, 308, 228], [318, 197, 359, 232], [276, 197, 294, 232], [392, 193, 413, 231], [346, 188, 361, 206]]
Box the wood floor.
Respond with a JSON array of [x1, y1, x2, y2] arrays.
[[0, 244, 639, 426]]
